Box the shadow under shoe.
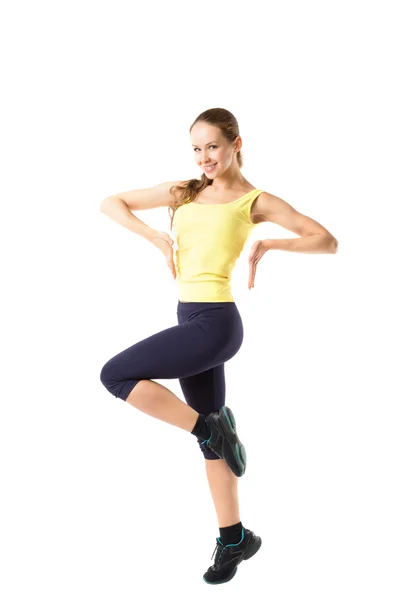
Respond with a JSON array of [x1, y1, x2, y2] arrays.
[[202, 406, 246, 477], [203, 527, 262, 584]]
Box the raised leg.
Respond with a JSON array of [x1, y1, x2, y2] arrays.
[[125, 379, 199, 432]]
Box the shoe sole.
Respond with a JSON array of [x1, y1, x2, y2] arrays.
[[203, 535, 262, 585], [219, 406, 247, 477]]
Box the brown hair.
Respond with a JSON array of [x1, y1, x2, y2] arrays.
[[168, 107, 244, 231]]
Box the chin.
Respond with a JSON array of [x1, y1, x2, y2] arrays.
[[203, 168, 219, 177]]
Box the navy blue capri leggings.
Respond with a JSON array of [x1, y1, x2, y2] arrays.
[[100, 300, 244, 460]]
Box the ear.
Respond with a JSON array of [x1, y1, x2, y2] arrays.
[[234, 135, 242, 152]]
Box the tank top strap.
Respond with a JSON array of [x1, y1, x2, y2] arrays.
[[235, 189, 264, 225]]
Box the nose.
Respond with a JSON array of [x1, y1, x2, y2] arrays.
[[196, 151, 210, 163]]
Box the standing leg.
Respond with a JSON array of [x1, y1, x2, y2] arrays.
[[205, 458, 241, 528]]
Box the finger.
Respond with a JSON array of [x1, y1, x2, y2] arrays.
[[249, 263, 253, 284], [250, 265, 256, 288], [249, 264, 254, 287], [248, 269, 253, 289]]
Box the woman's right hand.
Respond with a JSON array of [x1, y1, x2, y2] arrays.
[[150, 230, 177, 279]]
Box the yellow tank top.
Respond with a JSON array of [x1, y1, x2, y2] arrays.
[[172, 189, 264, 302]]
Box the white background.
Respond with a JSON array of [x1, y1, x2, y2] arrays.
[[1, 0, 399, 598]]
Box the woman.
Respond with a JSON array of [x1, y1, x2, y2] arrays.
[[99, 107, 338, 585]]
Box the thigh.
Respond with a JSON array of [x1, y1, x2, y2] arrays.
[[101, 317, 231, 386]]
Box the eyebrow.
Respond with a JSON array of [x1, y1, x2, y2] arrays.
[[191, 140, 218, 147]]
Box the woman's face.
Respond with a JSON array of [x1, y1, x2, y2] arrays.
[[191, 123, 238, 178]]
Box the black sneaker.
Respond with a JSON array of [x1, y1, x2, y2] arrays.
[[203, 527, 262, 584], [202, 406, 246, 477]]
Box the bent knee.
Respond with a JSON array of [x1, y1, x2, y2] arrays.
[[100, 361, 141, 401], [100, 360, 113, 389], [100, 360, 123, 398]]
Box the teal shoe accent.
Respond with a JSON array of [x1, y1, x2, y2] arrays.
[[201, 434, 212, 446], [234, 443, 244, 475], [221, 528, 245, 548], [222, 406, 235, 433]]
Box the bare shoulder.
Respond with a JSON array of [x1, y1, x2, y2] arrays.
[[250, 191, 273, 224], [250, 190, 302, 223], [113, 180, 185, 211], [251, 190, 336, 238]]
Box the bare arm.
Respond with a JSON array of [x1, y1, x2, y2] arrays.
[[254, 191, 338, 253], [247, 192, 338, 289], [100, 196, 160, 242], [99, 180, 181, 242]]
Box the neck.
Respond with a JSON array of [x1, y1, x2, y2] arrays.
[[210, 171, 248, 192]]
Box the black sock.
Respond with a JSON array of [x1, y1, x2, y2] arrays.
[[219, 521, 243, 546], [191, 413, 211, 442]]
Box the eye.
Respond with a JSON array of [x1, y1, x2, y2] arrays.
[[194, 145, 217, 152]]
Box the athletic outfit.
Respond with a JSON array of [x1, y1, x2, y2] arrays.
[[100, 188, 264, 460], [100, 188, 264, 582]]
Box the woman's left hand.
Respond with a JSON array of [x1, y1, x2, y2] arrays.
[[248, 239, 271, 289]]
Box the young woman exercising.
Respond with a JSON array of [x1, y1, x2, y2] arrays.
[[99, 107, 338, 584]]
